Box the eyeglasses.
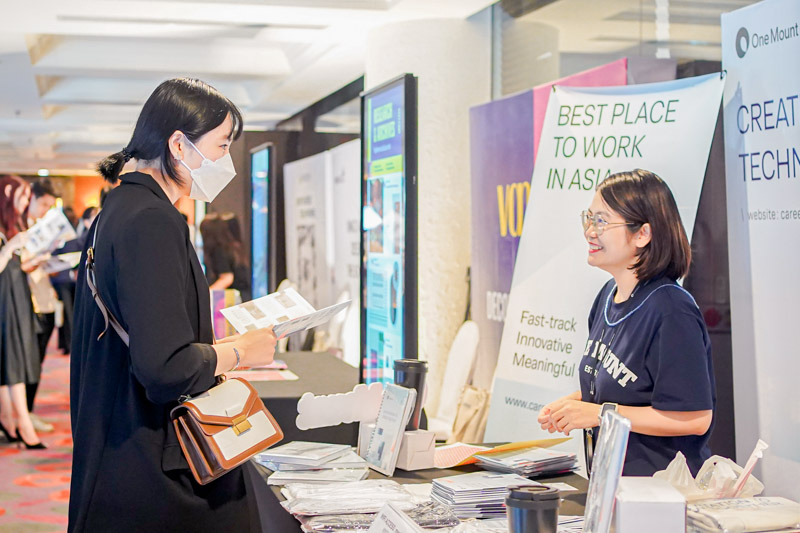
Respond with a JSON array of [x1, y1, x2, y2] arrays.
[[580, 210, 637, 236]]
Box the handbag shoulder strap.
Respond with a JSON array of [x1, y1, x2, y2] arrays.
[[86, 213, 130, 346]]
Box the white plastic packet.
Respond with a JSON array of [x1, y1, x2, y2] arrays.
[[654, 452, 764, 502], [281, 479, 417, 516]]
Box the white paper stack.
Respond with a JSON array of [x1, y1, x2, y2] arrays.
[[259, 450, 366, 471], [687, 497, 800, 533], [256, 442, 369, 485], [267, 467, 368, 486], [431, 471, 541, 519], [474, 447, 577, 477], [257, 441, 351, 467]]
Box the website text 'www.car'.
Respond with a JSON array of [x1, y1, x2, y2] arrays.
[[504, 395, 546, 412]]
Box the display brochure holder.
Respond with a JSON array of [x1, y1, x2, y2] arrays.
[[583, 410, 631, 533], [363, 384, 417, 476], [395, 430, 435, 471]]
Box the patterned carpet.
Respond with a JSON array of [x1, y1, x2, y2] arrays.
[[0, 352, 72, 532]]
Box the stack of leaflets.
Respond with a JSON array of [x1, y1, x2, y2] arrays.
[[431, 471, 541, 519], [474, 446, 577, 477], [256, 441, 369, 486]]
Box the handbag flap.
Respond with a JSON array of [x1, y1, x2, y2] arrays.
[[178, 378, 258, 429]]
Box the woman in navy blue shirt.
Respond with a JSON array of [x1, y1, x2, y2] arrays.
[[537, 169, 715, 476]]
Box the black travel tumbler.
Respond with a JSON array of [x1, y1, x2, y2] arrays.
[[393, 359, 428, 431], [506, 486, 560, 533]]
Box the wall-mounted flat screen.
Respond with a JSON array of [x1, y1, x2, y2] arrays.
[[250, 144, 271, 299], [360, 74, 418, 384]]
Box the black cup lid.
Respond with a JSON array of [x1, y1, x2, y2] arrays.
[[393, 359, 428, 371], [508, 485, 560, 501]]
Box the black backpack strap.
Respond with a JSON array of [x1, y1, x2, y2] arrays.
[[85, 214, 130, 346]]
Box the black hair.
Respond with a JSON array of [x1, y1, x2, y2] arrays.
[[597, 169, 691, 281], [31, 178, 58, 199], [97, 78, 244, 184], [81, 206, 98, 220]]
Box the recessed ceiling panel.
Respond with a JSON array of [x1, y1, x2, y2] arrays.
[[111, 0, 401, 9]]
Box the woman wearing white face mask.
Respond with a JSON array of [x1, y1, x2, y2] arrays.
[[69, 78, 280, 532]]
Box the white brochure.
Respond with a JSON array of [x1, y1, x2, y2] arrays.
[[368, 502, 425, 533], [364, 384, 417, 477], [25, 209, 77, 256], [220, 287, 350, 338], [41, 251, 82, 274]]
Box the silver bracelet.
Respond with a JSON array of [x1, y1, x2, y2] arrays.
[[231, 347, 241, 372]]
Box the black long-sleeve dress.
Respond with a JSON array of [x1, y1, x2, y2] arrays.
[[69, 172, 260, 532], [0, 235, 39, 387]]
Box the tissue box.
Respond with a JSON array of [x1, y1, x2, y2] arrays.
[[396, 430, 435, 471], [614, 477, 686, 533]]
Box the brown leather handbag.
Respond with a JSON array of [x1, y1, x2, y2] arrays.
[[170, 377, 284, 485], [86, 215, 284, 485]]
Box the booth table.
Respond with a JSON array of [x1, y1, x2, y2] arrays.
[[253, 462, 588, 532], [245, 354, 588, 530]]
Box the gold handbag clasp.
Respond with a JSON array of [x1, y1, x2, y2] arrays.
[[232, 414, 252, 436]]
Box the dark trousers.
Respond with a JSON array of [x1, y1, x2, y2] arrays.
[[27, 312, 55, 412], [53, 282, 75, 353]]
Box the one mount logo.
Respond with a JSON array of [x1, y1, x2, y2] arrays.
[[736, 27, 749, 58], [736, 22, 799, 58]]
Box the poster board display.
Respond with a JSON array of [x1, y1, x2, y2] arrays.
[[250, 143, 271, 299], [722, 0, 800, 500], [329, 140, 362, 367], [469, 60, 628, 388], [360, 74, 418, 384], [284, 151, 330, 310], [485, 74, 725, 471]]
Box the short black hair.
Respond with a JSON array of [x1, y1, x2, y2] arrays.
[[597, 169, 691, 281], [31, 178, 57, 199], [81, 206, 98, 220], [97, 78, 244, 184]]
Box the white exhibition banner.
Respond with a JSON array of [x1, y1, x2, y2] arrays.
[[284, 152, 330, 310], [328, 139, 362, 368], [485, 74, 725, 470], [284, 142, 361, 365], [722, 0, 800, 500]]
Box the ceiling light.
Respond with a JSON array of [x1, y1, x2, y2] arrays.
[[37, 168, 50, 177]]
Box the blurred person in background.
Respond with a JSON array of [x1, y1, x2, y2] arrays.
[[63, 205, 78, 230], [52, 206, 98, 356], [25, 178, 60, 432], [0, 175, 45, 449], [200, 213, 251, 301]]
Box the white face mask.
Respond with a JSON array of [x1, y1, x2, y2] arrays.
[[179, 136, 236, 203]]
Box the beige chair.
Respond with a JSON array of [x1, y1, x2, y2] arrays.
[[426, 320, 480, 440]]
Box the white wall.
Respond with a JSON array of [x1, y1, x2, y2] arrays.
[[365, 12, 492, 415]]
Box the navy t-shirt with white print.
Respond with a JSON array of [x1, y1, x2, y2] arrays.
[[579, 276, 716, 476]]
